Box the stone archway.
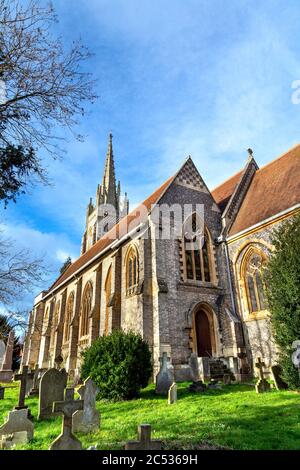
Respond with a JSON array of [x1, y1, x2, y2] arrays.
[[193, 304, 216, 357]]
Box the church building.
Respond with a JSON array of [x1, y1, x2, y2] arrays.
[[22, 135, 300, 381]]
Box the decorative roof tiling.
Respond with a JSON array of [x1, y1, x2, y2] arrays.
[[229, 144, 300, 235]]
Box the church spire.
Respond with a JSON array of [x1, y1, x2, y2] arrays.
[[102, 132, 117, 207]]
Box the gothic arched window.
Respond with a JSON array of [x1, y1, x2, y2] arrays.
[[80, 283, 93, 338], [63, 292, 74, 343], [243, 250, 267, 315], [126, 246, 139, 293], [51, 301, 60, 346], [104, 267, 112, 335], [183, 213, 212, 283]]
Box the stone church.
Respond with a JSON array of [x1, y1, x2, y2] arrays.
[[22, 135, 300, 381]]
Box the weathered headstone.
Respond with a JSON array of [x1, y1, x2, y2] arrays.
[[0, 409, 34, 442], [0, 331, 14, 383], [155, 352, 174, 395], [14, 365, 34, 411], [0, 386, 4, 400], [49, 388, 84, 450], [72, 377, 100, 434], [208, 380, 223, 390], [0, 431, 29, 449], [0, 340, 5, 368], [125, 424, 162, 450], [270, 365, 288, 391], [223, 374, 231, 385], [255, 357, 270, 393], [38, 367, 67, 420], [168, 382, 177, 405], [189, 352, 200, 381], [28, 365, 40, 397]]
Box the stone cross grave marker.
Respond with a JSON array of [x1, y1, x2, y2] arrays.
[[255, 357, 270, 393], [72, 377, 100, 434], [38, 367, 67, 420], [14, 365, 34, 413], [49, 388, 84, 450], [168, 382, 177, 405], [125, 424, 162, 450], [155, 352, 174, 395]]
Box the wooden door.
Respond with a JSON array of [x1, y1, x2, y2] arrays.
[[195, 309, 212, 357]]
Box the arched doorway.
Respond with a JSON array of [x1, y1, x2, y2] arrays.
[[194, 308, 215, 357]]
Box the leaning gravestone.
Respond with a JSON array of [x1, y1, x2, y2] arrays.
[[49, 388, 84, 450], [270, 365, 288, 390], [125, 424, 162, 450], [155, 352, 174, 395], [255, 357, 271, 393], [72, 377, 100, 434], [0, 409, 34, 442], [38, 368, 67, 420], [0, 387, 4, 400], [168, 382, 177, 405]]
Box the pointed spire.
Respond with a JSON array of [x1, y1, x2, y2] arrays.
[[101, 132, 117, 206]]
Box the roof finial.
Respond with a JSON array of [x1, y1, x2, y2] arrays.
[[247, 148, 253, 158]]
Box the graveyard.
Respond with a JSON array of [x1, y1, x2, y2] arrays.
[[1, 380, 300, 450]]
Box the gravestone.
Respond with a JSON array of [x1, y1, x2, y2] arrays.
[[38, 367, 67, 420], [72, 377, 100, 434], [0, 386, 4, 400], [189, 353, 200, 381], [125, 424, 162, 450], [168, 382, 177, 405], [14, 365, 34, 414], [0, 409, 34, 441], [28, 365, 40, 397], [155, 352, 174, 395], [0, 340, 5, 367], [270, 365, 288, 391], [255, 357, 271, 393], [0, 331, 14, 383], [223, 374, 231, 385], [49, 388, 84, 450], [208, 380, 223, 390], [0, 431, 29, 449]]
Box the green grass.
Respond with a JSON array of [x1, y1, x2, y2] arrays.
[[1, 381, 300, 450]]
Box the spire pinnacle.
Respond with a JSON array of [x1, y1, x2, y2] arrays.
[[101, 132, 117, 205]]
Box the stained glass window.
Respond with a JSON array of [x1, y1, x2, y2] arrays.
[[245, 251, 267, 314]]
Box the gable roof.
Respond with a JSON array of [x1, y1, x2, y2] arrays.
[[211, 170, 244, 212], [229, 144, 300, 236], [49, 175, 174, 293]]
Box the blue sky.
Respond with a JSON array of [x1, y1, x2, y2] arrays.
[[2, 0, 300, 307]]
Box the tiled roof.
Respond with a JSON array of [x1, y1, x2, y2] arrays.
[[49, 176, 174, 292], [229, 144, 300, 236], [211, 170, 243, 212]]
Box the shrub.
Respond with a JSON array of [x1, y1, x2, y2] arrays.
[[81, 330, 152, 400], [264, 213, 300, 389]]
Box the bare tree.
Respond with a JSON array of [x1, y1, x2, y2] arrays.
[[0, 0, 97, 204], [0, 231, 47, 307]]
